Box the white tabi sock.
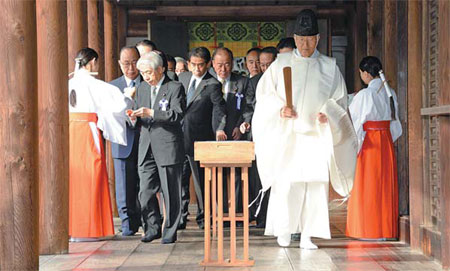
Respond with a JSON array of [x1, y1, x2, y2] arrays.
[[277, 233, 291, 247], [300, 235, 318, 250]]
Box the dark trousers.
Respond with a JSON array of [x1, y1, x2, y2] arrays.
[[113, 153, 141, 233], [181, 155, 204, 226], [248, 159, 269, 225], [222, 167, 243, 214], [138, 148, 182, 243]]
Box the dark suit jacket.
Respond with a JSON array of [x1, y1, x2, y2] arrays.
[[242, 73, 262, 124], [213, 72, 252, 139], [109, 75, 142, 159], [178, 71, 226, 156], [135, 77, 186, 166]]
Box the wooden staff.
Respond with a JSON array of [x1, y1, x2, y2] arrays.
[[283, 66, 293, 108]]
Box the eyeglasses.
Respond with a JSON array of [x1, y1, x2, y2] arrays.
[[120, 60, 137, 67]]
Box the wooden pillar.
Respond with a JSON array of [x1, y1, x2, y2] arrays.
[[383, 0, 398, 89], [396, 0, 410, 217], [438, 0, 450, 268], [104, 0, 118, 216], [354, 1, 367, 92], [408, 0, 423, 250], [117, 6, 128, 62], [88, 0, 105, 80], [0, 1, 39, 270], [367, 0, 383, 59], [67, 0, 88, 73], [37, 0, 69, 255]]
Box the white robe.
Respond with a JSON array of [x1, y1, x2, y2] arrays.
[[252, 49, 357, 238], [349, 78, 402, 153], [68, 69, 133, 148]]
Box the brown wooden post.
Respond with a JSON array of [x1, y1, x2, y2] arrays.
[[88, 0, 105, 80], [0, 1, 38, 270], [354, 1, 367, 92], [104, 0, 118, 216], [438, 0, 450, 268], [117, 6, 128, 62], [408, 0, 423, 250], [367, 0, 383, 59], [37, 0, 69, 255], [67, 0, 87, 73], [383, 0, 398, 89]]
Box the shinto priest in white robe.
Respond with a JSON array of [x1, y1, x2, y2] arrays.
[[252, 49, 357, 239]]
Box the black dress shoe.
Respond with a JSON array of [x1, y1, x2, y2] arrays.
[[141, 232, 161, 243], [198, 221, 205, 230], [177, 223, 186, 230], [122, 230, 136, 236]]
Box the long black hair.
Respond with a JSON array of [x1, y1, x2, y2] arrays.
[[75, 47, 98, 68], [359, 56, 382, 77]]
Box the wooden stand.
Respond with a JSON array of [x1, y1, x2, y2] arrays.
[[195, 141, 255, 267]]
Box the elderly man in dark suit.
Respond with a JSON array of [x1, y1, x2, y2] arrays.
[[211, 47, 252, 216], [109, 46, 142, 236], [178, 47, 227, 229], [130, 51, 185, 244]]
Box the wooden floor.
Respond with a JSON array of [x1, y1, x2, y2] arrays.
[[39, 207, 443, 271]]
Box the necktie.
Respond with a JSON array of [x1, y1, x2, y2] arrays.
[[129, 80, 135, 88], [151, 86, 157, 108], [187, 79, 196, 105], [219, 78, 226, 94]]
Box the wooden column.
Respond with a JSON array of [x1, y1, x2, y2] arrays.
[[396, 0, 410, 218], [88, 0, 105, 80], [0, 1, 38, 270], [438, 0, 450, 268], [67, 0, 88, 73], [37, 0, 69, 255], [354, 1, 367, 92], [104, 0, 118, 216], [117, 6, 128, 63], [408, 0, 423, 250], [383, 0, 398, 89], [367, 0, 383, 59]]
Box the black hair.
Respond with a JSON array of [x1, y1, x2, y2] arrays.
[[75, 47, 98, 68], [188, 47, 211, 63], [166, 54, 176, 64], [119, 46, 140, 58], [261, 46, 278, 60], [212, 47, 234, 61], [359, 56, 383, 77], [246, 47, 262, 56], [136, 39, 158, 51], [277, 37, 297, 50]]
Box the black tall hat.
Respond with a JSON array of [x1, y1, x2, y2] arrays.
[[294, 9, 319, 36]]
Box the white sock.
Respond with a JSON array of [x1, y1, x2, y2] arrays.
[[277, 233, 291, 247], [300, 235, 318, 250]]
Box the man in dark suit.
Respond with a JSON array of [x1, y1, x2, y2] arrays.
[[239, 46, 278, 228], [211, 47, 253, 215], [178, 47, 227, 229], [109, 46, 142, 236], [130, 51, 185, 244]]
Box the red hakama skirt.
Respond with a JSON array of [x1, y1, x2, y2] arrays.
[[69, 113, 114, 238], [346, 121, 398, 239]]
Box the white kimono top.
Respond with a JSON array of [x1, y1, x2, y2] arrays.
[[252, 49, 358, 197], [69, 69, 133, 146], [349, 77, 402, 153]]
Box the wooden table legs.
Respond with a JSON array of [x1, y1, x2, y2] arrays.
[[200, 166, 255, 267]]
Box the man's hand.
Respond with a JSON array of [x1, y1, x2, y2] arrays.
[[126, 109, 137, 121], [131, 107, 153, 118], [124, 87, 137, 99], [280, 106, 298, 119], [317, 112, 328, 124], [216, 130, 227, 141], [232, 127, 242, 140], [240, 122, 251, 134]]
